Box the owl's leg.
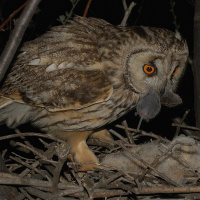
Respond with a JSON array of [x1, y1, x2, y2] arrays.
[[91, 129, 113, 141], [56, 131, 98, 171]]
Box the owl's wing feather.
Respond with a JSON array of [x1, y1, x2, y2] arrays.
[[0, 96, 13, 109], [0, 18, 113, 111], [1, 69, 113, 112]]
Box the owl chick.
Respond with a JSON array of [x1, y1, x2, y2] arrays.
[[0, 17, 188, 171]]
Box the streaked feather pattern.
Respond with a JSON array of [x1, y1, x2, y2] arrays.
[[0, 17, 188, 170]]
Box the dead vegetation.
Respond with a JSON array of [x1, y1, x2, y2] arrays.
[[0, 115, 200, 200]]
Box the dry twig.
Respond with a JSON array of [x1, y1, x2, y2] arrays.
[[83, 0, 93, 17], [0, 125, 200, 199], [0, 1, 27, 31], [0, 0, 41, 82], [172, 123, 200, 131], [120, 0, 136, 26], [173, 109, 190, 137]]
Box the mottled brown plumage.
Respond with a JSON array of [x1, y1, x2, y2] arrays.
[[0, 17, 188, 170]]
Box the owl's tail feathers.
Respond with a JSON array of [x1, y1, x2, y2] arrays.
[[0, 96, 32, 128]]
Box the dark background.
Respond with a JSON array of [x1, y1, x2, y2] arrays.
[[0, 0, 195, 139]]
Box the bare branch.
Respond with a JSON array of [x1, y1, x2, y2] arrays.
[[83, 0, 93, 17], [0, 0, 41, 82], [122, 0, 128, 11], [172, 123, 200, 131], [0, 1, 27, 31], [120, 1, 136, 26]]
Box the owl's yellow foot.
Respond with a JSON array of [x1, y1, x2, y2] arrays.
[[91, 129, 113, 141], [57, 131, 98, 171], [72, 140, 98, 171]]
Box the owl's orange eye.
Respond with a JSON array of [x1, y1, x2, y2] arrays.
[[172, 67, 178, 75], [143, 64, 156, 75]]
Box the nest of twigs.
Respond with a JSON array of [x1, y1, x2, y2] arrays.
[[0, 117, 200, 200]]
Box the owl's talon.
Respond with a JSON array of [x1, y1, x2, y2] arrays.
[[60, 131, 99, 171], [91, 129, 113, 141]]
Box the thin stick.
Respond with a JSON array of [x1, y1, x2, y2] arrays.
[[173, 118, 194, 136], [19, 160, 40, 177], [95, 171, 123, 188], [137, 141, 180, 182], [134, 185, 200, 195], [120, 1, 136, 26], [119, 142, 180, 186], [0, 0, 41, 82], [0, 172, 83, 190], [0, 132, 65, 144], [52, 143, 69, 193], [172, 123, 200, 131], [122, 120, 134, 144], [0, 1, 28, 31], [15, 142, 48, 160], [137, 117, 143, 131], [19, 188, 34, 200], [174, 109, 190, 137], [10, 156, 50, 180], [122, 0, 128, 11], [83, 0, 92, 17], [115, 124, 170, 143], [109, 129, 128, 144]]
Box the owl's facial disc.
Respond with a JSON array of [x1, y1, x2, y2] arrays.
[[124, 50, 166, 94], [124, 47, 187, 120]]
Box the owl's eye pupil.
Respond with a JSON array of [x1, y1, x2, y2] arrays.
[[143, 64, 156, 75], [147, 67, 152, 72]]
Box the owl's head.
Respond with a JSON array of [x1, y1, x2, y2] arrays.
[[122, 27, 189, 120]]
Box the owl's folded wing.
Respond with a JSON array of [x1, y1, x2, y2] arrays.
[[0, 19, 114, 112], [0, 66, 113, 112]]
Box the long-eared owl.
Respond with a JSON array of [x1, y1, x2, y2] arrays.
[[0, 17, 188, 170]]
